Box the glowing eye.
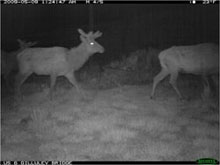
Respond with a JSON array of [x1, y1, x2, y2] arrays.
[[90, 42, 94, 45]]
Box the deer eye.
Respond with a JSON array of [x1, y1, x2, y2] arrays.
[[90, 42, 94, 45]]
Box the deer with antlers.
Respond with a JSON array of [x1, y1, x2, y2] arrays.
[[15, 29, 104, 99], [150, 43, 219, 100], [1, 39, 37, 88]]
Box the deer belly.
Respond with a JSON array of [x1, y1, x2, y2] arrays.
[[180, 65, 217, 75], [32, 60, 69, 75]]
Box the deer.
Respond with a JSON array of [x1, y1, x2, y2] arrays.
[[150, 43, 219, 100], [15, 29, 104, 99], [1, 39, 37, 88]]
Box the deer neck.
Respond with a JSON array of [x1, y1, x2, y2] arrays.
[[67, 43, 93, 70]]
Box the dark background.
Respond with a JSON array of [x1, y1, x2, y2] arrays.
[[1, 3, 219, 63]]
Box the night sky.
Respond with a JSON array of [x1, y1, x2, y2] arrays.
[[1, 3, 219, 57]]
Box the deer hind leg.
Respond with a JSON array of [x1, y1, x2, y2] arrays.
[[209, 75, 219, 98], [49, 73, 57, 100], [15, 72, 31, 97], [201, 75, 212, 99], [65, 72, 85, 98], [169, 71, 183, 99], [150, 68, 169, 99]]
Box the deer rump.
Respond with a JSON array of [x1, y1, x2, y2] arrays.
[[17, 47, 73, 76], [159, 43, 219, 75]]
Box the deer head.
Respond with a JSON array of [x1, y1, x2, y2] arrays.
[[78, 29, 104, 54]]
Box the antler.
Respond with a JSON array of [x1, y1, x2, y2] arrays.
[[17, 39, 37, 48], [78, 29, 88, 37], [87, 31, 93, 37], [26, 41, 37, 47], [92, 31, 102, 39], [78, 29, 103, 39]]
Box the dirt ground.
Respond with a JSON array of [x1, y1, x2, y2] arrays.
[[1, 81, 219, 161]]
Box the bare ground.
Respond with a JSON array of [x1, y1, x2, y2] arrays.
[[1, 83, 219, 161]]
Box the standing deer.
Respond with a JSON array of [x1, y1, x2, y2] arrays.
[[1, 39, 37, 88], [150, 43, 219, 100], [16, 29, 104, 99]]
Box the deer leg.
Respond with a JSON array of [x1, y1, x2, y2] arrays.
[[65, 72, 85, 98], [210, 75, 219, 99], [202, 75, 210, 87], [150, 68, 169, 99], [201, 75, 211, 99], [49, 74, 57, 100], [15, 72, 31, 97], [169, 72, 183, 99]]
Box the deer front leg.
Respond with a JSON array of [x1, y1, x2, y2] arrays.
[[49, 73, 57, 100], [65, 72, 85, 98], [15, 72, 31, 100]]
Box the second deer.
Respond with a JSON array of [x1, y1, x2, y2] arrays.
[[1, 39, 37, 88], [150, 43, 219, 100], [16, 29, 105, 99]]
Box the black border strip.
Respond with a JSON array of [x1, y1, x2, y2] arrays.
[[0, 161, 201, 164], [1, 160, 219, 164], [68, 161, 198, 164], [93, 0, 204, 4], [1, 0, 219, 4]]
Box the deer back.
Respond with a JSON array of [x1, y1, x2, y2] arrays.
[[17, 47, 70, 75], [159, 43, 219, 74]]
